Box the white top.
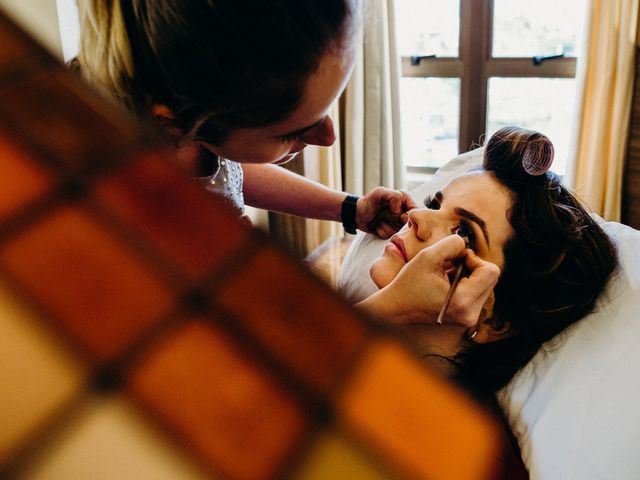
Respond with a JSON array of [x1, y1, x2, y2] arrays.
[[197, 156, 245, 216]]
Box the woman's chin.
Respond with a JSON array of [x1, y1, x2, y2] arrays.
[[369, 257, 400, 289]]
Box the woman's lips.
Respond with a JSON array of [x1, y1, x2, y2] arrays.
[[389, 237, 408, 262]]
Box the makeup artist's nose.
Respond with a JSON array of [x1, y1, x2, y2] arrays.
[[301, 116, 336, 147]]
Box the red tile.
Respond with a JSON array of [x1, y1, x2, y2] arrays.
[[215, 247, 368, 393], [0, 71, 139, 171], [95, 153, 249, 278], [0, 132, 51, 220]]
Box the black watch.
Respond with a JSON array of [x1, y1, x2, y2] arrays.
[[341, 194, 359, 234]]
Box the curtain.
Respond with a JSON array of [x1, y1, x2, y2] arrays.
[[269, 102, 344, 288], [343, 0, 405, 194], [567, 0, 640, 220]]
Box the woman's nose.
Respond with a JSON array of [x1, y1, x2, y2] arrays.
[[407, 208, 444, 243], [301, 116, 336, 147]]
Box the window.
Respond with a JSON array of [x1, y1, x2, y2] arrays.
[[396, 0, 586, 181]]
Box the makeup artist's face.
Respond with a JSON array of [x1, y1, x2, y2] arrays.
[[370, 171, 515, 288], [200, 42, 356, 165]]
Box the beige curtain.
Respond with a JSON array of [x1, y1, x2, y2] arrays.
[[567, 0, 640, 220], [303, 102, 343, 254], [343, 0, 404, 194]]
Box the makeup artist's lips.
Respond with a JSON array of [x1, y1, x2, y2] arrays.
[[388, 237, 408, 262]]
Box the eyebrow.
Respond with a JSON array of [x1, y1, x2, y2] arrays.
[[454, 207, 490, 247], [275, 117, 324, 138]]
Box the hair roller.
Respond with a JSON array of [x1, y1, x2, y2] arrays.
[[522, 137, 554, 176], [484, 126, 554, 180]]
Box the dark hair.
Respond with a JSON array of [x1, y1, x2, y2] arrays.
[[454, 126, 618, 394], [78, 0, 359, 143]]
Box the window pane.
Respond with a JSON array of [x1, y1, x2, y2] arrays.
[[400, 78, 460, 168], [492, 0, 587, 57], [396, 0, 460, 57], [486, 78, 577, 175]]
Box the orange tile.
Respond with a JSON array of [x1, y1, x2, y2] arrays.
[[95, 154, 249, 278], [129, 318, 306, 480], [337, 339, 501, 480], [0, 206, 174, 360], [0, 71, 138, 171], [0, 132, 51, 220], [215, 247, 368, 394]]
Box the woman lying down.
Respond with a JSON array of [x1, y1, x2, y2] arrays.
[[363, 126, 618, 394]]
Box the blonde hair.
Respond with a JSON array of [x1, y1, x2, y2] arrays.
[[77, 0, 137, 111]]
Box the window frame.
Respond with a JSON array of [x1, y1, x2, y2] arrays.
[[401, 0, 578, 173]]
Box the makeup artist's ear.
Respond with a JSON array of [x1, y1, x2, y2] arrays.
[[151, 104, 182, 137], [470, 316, 517, 344]]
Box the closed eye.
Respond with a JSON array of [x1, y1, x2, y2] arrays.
[[278, 133, 303, 143], [423, 191, 443, 210]]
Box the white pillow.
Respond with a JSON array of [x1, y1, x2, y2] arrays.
[[338, 148, 640, 479], [497, 219, 640, 479]]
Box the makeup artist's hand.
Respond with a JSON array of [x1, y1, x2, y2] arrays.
[[356, 187, 416, 239], [357, 235, 500, 326]]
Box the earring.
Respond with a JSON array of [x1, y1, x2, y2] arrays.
[[468, 330, 478, 341]]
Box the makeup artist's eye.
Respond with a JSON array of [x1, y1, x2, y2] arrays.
[[456, 220, 476, 249], [278, 133, 303, 143], [423, 195, 440, 210]]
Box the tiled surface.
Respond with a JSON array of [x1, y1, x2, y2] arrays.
[[95, 156, 249, 279], [130, 318, 306, 480], [0, 206, 174, 361], [0, 280, 86, 462], [292, 431, 398, 480], [216, 246, 368, 394], [0, 11, 502, 480], [0, 133, 51, 221], [338, 340, 500, 480], [17, 396, 211, 480]]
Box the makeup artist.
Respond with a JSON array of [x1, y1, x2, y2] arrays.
[[74, 0, 499, 326]]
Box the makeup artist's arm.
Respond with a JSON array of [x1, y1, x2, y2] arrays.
[[242, 163, 415, 238], [357, 235, 500, 326]]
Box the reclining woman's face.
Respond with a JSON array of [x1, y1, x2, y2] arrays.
[[370, 171, 516, 288]]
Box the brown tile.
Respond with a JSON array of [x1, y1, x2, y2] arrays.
[[0, 278, 86, 462], [17, 396, 211, 480], [0, 14, 42, 66], [337, 339, 501, 480], [0, 71, 139, 171], [0, 132, 51, 221], [0, 206, 174, 360], [215, 247, 368, 394], [95, 155, 249, 278], [129, 318, 306, 480]]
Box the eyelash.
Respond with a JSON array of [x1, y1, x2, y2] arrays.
[[278, 133, 303, 143], [423, 195, 476, 248], [424, 195, 440, 210]]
